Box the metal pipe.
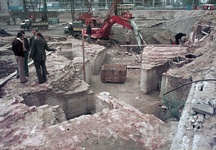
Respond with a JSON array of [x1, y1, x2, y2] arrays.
[[82, 29, 86, 82], [163, 79, 216, 96]]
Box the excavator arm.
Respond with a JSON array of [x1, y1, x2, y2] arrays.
[[105, 0, 120, 20], [98, 15, 145, 46], [75, 0, 93, 21], [85, 0, 92, 13]]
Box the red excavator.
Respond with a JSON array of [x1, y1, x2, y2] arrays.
[[83, 15, 144, 46], [83, 0, 144, 46], [74, 0, 93, 21]]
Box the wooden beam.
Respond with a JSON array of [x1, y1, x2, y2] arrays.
[[82, 29, 86, 82], [120, 44, 187, 47], [127, 66, 140, 69]]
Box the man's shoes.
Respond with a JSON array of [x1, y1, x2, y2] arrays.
[[38, 80, 47, 84], [38, 81, 44, 84], [21, 80, 28, 84]]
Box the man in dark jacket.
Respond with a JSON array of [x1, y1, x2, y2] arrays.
[[175, 33, 186, 45], [12, 31, 28, 83], [86, 22, 92, 44], [29, 28, 48, 74], [16, 30, 30, 78], [29, 32, 56, 84], [29, 28, 39, 48]]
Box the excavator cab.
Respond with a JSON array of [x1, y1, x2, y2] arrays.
[[85, 18, 103, 27]]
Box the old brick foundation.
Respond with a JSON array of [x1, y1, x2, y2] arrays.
[[140, 45, 188, 94]]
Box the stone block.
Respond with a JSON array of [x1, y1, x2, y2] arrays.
[[197, 114, 204, 123], [192, 104, 214, 115]]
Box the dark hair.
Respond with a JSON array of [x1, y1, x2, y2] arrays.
[[17, 31, 23, 37], [19, 30, 25, 34], [32, 28, 38, 32], [36, 32, 42, 37]]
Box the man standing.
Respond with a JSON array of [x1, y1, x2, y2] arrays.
[[175, 33, 186, 45], [86, 22, 92, 44], [29, 28, 38, 48], [29, 32, 56, 84], [16, 30, 30, 78], [29, 28, 48, 74], [12, 31, 28, 83], [125, 30, 132, 52]]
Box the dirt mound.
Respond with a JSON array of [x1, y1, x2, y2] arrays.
[[153, 31, 175, 44], [0, 59, 17, 79], [132, 10, 205, 19], [169, 16, 216, 81], [166, 16, 200, 35], [145, 37, 161, 44], [0, 28, 12, 37]]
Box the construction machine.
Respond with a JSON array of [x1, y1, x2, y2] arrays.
[[74, 0, 93, 21], [20, 0, 49, 31], [83, 15, 144, 46], [20, 19, 49, 31], [64, 21, 83, 38], [83, 0, 144, 46]]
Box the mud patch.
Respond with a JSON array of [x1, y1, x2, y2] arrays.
[[0, 60, 17, 79]]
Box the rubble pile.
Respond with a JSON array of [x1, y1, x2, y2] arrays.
[[0, 60, 16, 79], [191, 95, 216, 130], [165, 13, 216, 149], [0, 28, 12, 37]]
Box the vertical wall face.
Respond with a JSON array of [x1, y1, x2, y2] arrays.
[[90, 49, 107, 75], [22, 85, 91, 120], [140, 62, 170, 94], [56, 42, 107, 76], [160, 72, 191, 101], [64, 90, 89, 119], [82, 59, 92, 84]]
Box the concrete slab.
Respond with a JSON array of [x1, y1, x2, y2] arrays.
[[192, 104, 214, 115]]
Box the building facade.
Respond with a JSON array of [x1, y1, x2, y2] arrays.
[[3, 0, 146, 11]]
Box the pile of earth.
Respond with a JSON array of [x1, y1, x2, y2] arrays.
[[0, 28, 12, 37], [0, 58, 17, 79], [0, 49, 17, 79]]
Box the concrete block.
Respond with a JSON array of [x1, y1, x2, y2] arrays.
[[197, 114, 204, 123], [140, 62, 169, 94], [192, 104, 214, 115]]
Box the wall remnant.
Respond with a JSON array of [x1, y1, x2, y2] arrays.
[[140, 45, 188, 94]]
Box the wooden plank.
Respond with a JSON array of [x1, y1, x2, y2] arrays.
[[120, 44, 187, 47], [127, 66, 140, 69], [0, 51, 53, 87]]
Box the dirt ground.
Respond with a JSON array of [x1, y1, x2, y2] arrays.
[[1, 10, 216, 149], [0, 10, 205, 120], [89, 47, 162, 118]]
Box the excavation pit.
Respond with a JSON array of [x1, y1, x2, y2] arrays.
[[22, 83, 95, 120], [185, 54, 197, 58]]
